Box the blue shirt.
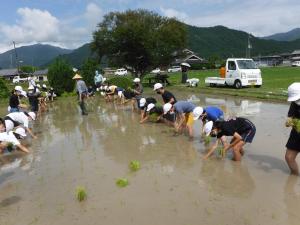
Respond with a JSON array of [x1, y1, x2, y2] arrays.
[[204, 106, 224, 122], [174, 101, 196, 114], [94, 73, 103, 84], [76, 80, 88, 94]]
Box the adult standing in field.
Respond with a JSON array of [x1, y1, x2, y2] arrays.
[[73, 74, 88, 116], [285, 83, 300, 175], [94, 70, 103, 89], [181, 63, 190, 84]]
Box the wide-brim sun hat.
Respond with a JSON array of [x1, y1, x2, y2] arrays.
[[163, 103, 172, 114], [192, 107, 204, 120], [133, 78, 140, 83], [28, 112, 36, 120], [287, 82, 300, 102], [147, 103, 155, 112], [28, 86, 34, 90], [153, 83, 163, 91], [204, 121, 213, 136], [139, 98, 146, 107], [72, 74, 82, 80], [15, 127, 27, 138]]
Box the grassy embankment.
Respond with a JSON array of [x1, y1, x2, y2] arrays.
[[144, 67, 300, 102]]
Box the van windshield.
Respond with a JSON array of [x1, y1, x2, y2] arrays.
[[237, 60, 257, 69]]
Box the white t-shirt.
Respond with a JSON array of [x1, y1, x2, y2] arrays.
[[6, 112, 29, 128], [0, 131, 20, 146]]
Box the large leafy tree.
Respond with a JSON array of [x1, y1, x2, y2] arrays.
[[91, 9, 187, 77], [48, 58, 74, 95]]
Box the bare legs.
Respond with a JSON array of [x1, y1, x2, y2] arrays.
[[285, 149, 299, 175]]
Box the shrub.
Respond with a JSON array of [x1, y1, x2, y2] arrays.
[[48, 58, 74, 95], [0, 78, 10, 99], [108, 76, 133, 89]]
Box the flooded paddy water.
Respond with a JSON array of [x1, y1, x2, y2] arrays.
[[1, 91, 300, 225]]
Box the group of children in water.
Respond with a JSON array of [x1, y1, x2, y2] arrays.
[[0, 79, 55, 154], [86, 75, 300, 175], [1, 72, 300, 176]]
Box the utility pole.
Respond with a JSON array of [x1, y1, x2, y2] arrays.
[[247, 34, 252, 58], [13, 41, 19, 74]]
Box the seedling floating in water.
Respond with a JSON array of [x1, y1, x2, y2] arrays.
[[116, 178, 129, 187], [129, 160, 141, 171], [76, 187, 87, 202]]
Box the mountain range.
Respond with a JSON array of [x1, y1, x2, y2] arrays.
[[1, 25, 300, 69], [0, 44, 72, 69], [262, 28, 300, 42]]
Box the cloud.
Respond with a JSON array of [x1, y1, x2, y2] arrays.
[[160, 0, 300, 36], [0, 3, 103, 53]]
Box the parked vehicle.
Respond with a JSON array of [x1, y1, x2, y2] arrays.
[[114, 68, 128, 76], [292, 61, 300, 67], [151, 68, 161, 74], [205, 58, 262, 89], [12, 76, 28, 84], [168, 66, 182, 73]]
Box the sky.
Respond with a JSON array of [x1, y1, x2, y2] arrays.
[[0, 0, 300, 53]]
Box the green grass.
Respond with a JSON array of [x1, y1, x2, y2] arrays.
[[143, 66, 300, 101]]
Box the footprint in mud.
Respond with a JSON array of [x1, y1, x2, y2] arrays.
[[0, 196, 21, 207]]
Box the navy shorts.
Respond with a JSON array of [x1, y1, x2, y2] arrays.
[[241, 126, 256, 143], [286, 129, 300, 152]]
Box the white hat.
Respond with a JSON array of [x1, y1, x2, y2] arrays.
[[204, 121, 213, 136], [192, 107, 203, 120], [36, 84, 41, 88], [42, 84, 47, 88], [288, 82, 300, 102], [20, 90, 27, 98], [103, 77, 107, 82], [133, 78, 140, 83], [139, 98, 146, 107], [147, 103, 155, 112], [15, 127, 27, 138], [181, 62, 191, 68], [163, 103, 172, 114], [28, 86, 34, 90], [15, 86, 23, 92], [153, 83, 163, 91], [28, 112, 36, 120]]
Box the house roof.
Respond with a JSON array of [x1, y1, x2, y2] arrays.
[[292, 50, 300, 55], [33, 69, 48, 76], [0, 68, 19, 77], [184, 54, 204, 62]]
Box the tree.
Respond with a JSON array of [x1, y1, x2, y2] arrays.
[[91, 9, 187, 78], [48, 58, 74, 95], [81, 58, 100, 86], [20, 65, 36, 73], [0, 78, 10, 99]]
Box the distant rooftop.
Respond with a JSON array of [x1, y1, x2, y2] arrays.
[[0, 68, 18, 77]]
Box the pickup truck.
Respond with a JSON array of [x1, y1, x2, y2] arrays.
[[12, 76, 29, 84], [205, 58, 262, 89]]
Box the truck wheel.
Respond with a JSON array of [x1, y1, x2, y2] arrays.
[[234, 80, 242, 89], [255, 85, 261, 88], [209, 83, 216, 87]]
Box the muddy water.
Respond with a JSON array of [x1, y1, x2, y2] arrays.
[[0, 92, 300, 225]]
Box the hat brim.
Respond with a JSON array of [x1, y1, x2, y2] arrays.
[[140, 103, 146, 107], [288, 94, 300, 102], [193, 115, 200, 121]]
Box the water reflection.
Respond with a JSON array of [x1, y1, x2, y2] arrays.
[[284, 176, 300, 225]]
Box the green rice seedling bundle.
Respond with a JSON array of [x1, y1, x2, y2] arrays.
[[129, 160, 141, 171], [217, 147, 225, 158], [116, 178, 129, 187], [292, 119, 300, 133], [76, 187, 87, 202], [204, 136, 211, 145]]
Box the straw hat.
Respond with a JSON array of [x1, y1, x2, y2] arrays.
[[72, 74, 82, 80]]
